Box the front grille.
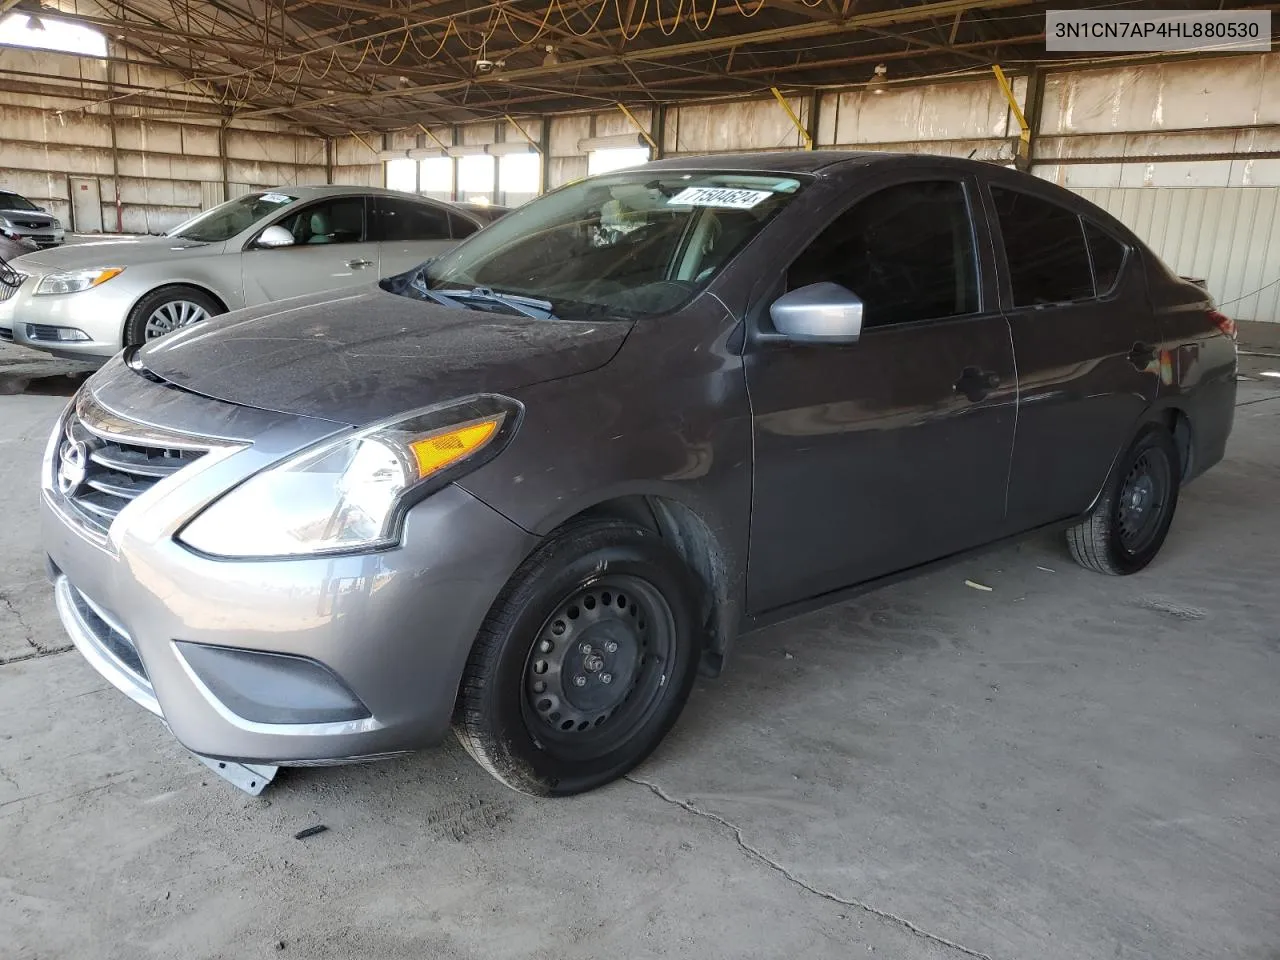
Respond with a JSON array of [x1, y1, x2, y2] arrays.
[[0, 272, 24, 303], [67, 584, 147, 681], [56, 400, 211, 536], [32, 238, 58, 248], [0, 327, 12, 342], [13, 220, 47, 229]]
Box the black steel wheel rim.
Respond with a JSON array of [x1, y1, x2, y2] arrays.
[[1117, 449, 1171, 554], [521, 574, 676, 759]]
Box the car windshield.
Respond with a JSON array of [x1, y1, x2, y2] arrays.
[[0, 192, 38, 211], [415, 171, 807, 320], [167, 192, 298, 243]]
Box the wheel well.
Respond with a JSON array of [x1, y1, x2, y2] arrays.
[[568, 495, 735, 676], [1161, 407, 1193, 478]]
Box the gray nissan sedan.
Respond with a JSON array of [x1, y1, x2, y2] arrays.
[[42, 152, 1237, 797]]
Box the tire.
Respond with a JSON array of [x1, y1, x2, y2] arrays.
[[1066, 424, 1181, 575], [124, 286, 222, 346], [454, 519, 703, 797]]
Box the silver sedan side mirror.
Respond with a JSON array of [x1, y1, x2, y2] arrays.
[[255, 225, 295, 249], [769, 282, 865, 343]]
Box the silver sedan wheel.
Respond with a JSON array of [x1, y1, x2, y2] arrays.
[[143, 299, 209, 340]]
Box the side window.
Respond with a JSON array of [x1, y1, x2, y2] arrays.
[[1084, 220, 1128, 294], [370, 197, 450, 242], [274, 197, 365, 246], [450, 213, 478, 239], [787, 180, 979, 328], [990, 187, 1094, 306]]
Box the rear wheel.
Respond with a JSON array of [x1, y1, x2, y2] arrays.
[[124, 286, 222, 346], [454, 519, 702, 797], [1066, 425, 1181, 575]]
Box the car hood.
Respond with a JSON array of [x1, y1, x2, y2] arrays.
[[0, 208, 58, 226], [137, 286, 634, 425], [12, 236, 220, 271]]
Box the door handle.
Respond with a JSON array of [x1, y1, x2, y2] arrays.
[[954, 366, 1000, 403], [1128, 341, 1156, 370], [346, 258, 374, 269]]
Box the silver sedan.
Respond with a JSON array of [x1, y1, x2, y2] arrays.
[[0, 185, 500, 359]]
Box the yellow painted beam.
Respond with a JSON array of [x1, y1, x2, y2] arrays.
[[504, 114, 543, 154], [416, 123, 451, 154], [616, 102, 658, 153], [992, 64, 1030, 146], [770, 86, 813, 151]]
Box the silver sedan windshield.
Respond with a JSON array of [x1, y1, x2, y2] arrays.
[[167, 192, 298, 243]]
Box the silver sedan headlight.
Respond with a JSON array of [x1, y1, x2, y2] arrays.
[[179, 396, 520, 559], [34, 267, 125, 296]]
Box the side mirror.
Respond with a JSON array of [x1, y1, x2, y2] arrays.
[[254, 225, 295, 249], [769, 282, 864, 343]]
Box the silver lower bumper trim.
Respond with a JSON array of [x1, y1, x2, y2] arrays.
[[54, 575, 161, 717]]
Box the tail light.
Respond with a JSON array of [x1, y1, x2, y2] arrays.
[[1207, 309, 1237, 340]]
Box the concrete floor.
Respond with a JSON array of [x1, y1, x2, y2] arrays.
[[2, 341, 1278, 960]]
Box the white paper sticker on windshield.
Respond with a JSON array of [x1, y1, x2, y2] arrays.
[[667, 187, 772, 209], [260, 192, 295, 205]]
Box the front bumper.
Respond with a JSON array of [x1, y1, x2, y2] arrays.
[[3, 224, 64, 248], [43, 369, 538, 766], [3, 271, 135, 358]]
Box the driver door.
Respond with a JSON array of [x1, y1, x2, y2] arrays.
[[241, 195, 377, 306], [744, 173, 1018, 613]]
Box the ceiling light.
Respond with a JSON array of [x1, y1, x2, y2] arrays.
[[543, 45, 560, 67], [868, 63, 887, 94]]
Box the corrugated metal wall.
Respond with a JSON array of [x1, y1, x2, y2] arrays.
[[1076, 187, 1280, 324], [0, 47, 381, 234]]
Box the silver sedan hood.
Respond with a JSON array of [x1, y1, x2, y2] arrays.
[[12, 236, 221, 271], [137, 286, 633, 426]]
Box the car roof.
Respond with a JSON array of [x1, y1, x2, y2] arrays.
[[259, 184, 458, 202], [642, 150, 999, 178]]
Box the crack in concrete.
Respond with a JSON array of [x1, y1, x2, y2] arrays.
[[1235, 394, 1280, 408], [627, 775, 994, 960], [0, 591, 38, 660], [0, 591, 71, 663]]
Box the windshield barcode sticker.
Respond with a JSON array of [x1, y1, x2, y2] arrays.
[[260, 193, 295, 204], [667, 187, 773, 209]]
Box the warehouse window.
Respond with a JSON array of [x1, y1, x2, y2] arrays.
[[991, 187, 1094, 306], [0, 13, 107, 57], [499, 153, 540, 206], [588, 147, 649, 176], [458, 155, 495, 204], [385, 158, 417, 192], [419, 157, 453, 199]]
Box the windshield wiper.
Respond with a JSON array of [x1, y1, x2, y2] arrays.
[[428, 284, 556, 320]]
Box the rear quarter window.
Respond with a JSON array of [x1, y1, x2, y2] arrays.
[[991, 186, 1094, 306]]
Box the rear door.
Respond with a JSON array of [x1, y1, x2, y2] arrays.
[[744, 172, 1018, 613], [369, 196, 458, 276], [240, 195, 376, 306], [982, 179, 1160, 530]]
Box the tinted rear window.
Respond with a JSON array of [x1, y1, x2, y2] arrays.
[[1084, 220, 1127, 294], [992, 187, 1093, 306]]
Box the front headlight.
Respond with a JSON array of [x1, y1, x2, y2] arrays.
[[0, 216, 11, 230], [178, 396, 520, 559], [35, 267, 125, 296]]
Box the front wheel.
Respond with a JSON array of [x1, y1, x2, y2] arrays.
[[1066, 424, 1181, 575], [454, 519, 703, 797], [124, 285, 222, 346]]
